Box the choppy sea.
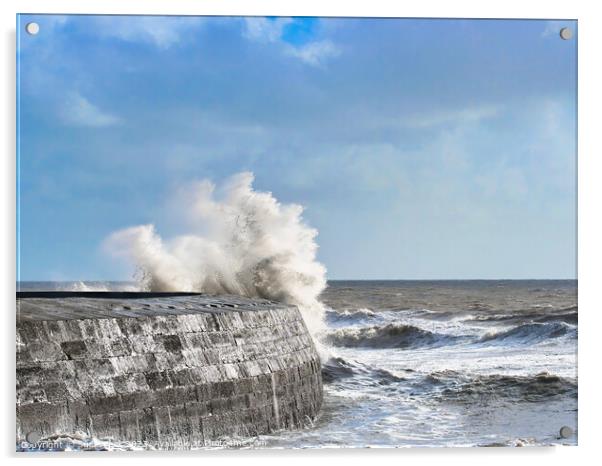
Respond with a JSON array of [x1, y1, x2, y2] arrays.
[[18, 280, 577, 449]]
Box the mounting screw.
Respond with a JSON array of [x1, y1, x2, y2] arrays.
[[559, 426, 573, 438], [25, 22, 40, 35], [559, 27, 573, 40]]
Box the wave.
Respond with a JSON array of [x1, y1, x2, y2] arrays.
[[70, 281, 110, 292], [533, 310, 578, 325], [324, 323, 462, 349], [321, 356, 406, 385], [325, 308, 378, 324], [466, 306, 577, 325], [62, 281, 141, 292], [479, 321, 576, 345], [321, 356, 356, 382], [104, 172, 327, 333], [423, 370, 577, 403], [407, 308, 476, 321]]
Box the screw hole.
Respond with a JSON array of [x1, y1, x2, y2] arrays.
[[25, 22, 40, 35]]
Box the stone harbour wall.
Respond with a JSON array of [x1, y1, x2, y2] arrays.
[[16, 293, 323, 449]]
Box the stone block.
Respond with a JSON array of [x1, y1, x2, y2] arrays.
[[16, 294, 323, 448]]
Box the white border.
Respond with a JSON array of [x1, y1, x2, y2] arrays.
[[3, 1, 601, 464], [0, 0, 586, 18]]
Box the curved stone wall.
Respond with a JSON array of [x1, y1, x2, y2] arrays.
[[16, 293, 323, 449]]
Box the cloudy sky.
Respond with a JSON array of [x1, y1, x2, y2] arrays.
[[17, 15, 577, 280]]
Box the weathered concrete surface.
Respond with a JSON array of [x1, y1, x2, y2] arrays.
[[16, 293, 323, 448]]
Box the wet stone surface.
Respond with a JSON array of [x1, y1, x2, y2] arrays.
[[16, 293, 323, 449]]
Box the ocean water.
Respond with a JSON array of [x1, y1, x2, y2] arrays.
[[17, 280, 577, 449], [265, 280, 578, 448]]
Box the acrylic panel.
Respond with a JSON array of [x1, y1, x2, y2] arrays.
[[16, 14, 577, 450]]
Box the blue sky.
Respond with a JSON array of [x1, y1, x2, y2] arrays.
[[17, 15, 577, 280]]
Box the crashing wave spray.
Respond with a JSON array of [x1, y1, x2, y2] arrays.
[[105, 172, 327, 333]]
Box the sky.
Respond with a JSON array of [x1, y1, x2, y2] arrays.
[[17, 15, 577, 281]]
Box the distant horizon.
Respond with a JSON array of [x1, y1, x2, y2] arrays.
[[17, 277, 578, 283]]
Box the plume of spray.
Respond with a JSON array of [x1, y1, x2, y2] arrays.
[[105, 172, 328, 335]]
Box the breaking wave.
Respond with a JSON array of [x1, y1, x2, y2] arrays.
[[534, 311, 578, 325], [321, 356, 406, 385], [324, 323, 463, 349], [105, 172, 327, 333], [60, 281, 140, 292], [325, 308, 378, 324], [423, 370, 577, 403], [466, 306, 577, 325], [479, 322, 576, 345]]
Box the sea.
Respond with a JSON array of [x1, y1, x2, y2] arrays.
[[17, 279, 578, 449]]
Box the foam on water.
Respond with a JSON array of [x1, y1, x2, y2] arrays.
[[17, 279, 578, 448]]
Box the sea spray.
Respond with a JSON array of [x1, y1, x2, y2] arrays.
[[105, 172, 328, 334]]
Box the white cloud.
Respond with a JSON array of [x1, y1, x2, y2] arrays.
[[93, 16, 206, 49], [59, 92, 120, 127], [242, 17, 292, 43], [242, 17, 340, 66], [285, 40, 341, 66]]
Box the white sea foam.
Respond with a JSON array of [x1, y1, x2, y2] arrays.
[[105, 172, 327, 333], [62, 281, 139, 292], [67, 281, 109, 292]]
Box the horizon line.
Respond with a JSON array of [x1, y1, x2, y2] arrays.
[[16, 278, 578, 283]]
